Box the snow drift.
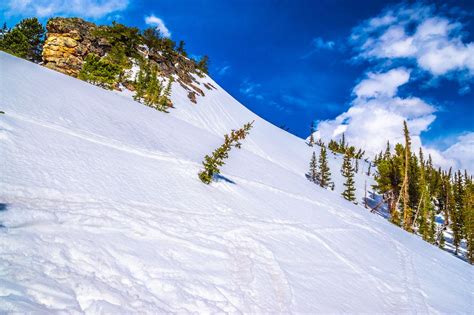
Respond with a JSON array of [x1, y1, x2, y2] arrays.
[[0, 52, 472, 313]]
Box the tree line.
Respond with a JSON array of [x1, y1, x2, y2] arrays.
[[307, 121, 473, 263], [372, 121, 473, 263]]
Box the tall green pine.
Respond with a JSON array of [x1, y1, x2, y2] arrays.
[[308, 151, 318, 183], [341, 153, 357, 203], [317, 145, 331, 188]]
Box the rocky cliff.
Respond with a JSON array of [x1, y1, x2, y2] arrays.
[[42, 18, 210, 100], [42, 18, 109, 76]]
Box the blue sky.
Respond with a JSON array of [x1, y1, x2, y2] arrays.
[[1, 0, 473, 171]]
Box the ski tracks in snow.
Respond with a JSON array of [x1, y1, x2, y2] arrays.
[[392, 240, 430, 314]]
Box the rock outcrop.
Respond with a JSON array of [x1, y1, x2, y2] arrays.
[[42, 18, 109, 76], [41, 17, 214, 103]]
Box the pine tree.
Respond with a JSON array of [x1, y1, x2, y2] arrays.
[[15, 17, 44, 62], [104, 43, 131, 80], [0, 22, 9, 40], [383, 141, 391, 160], [308, 133, 315, 147], [373, 143, 402, 226], [158, 76, 174, 108], [133, 66, 147, 102], [308, 151, 318, 183], [198, 121, 254, 184], [144, 66, 163, 108], [401, 121, 413, 232], [308, 121, 315, 146], [341, 153, 356, 203], [197, 55, 209, 74], [78, 53, 121, 89], [0, 18, 45, 61], [462, 178, 474, 263], [94, 21, 142, 57], [452, 170, 464, 254], [317, 145, 331, 188], [0, 28, 28, 58], [416, 149, 433, 241], [177, 40, 187, 56], [142, 27, 162, 51]]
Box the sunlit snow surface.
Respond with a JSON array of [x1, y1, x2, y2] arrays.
[[0, 52, 472, 313]]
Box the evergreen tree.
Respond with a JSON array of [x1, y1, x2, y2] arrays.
[[133, 66, 147, 102], [308, 133, 315, 147], [308, 121, 315, 146], [144, 66, 163, 108], [373, 143, 402, 226], [308, 151, 318, 183], [158, 76, 174, 109], [197, 55, 209, 74], [142, 27, 162, 51], [317, 145, 331, 188], [78, 53, 121, 89], [0, 22, 9, 40], [0, 28, 28, 58], [452, 170, 464, 254], [177, 40, 187, 56], [462, 178, 474, 263], [198, 121, 254, 184], [94, 21, 142, 57], [401, 121, 413, 232], [104, 44, 131, 80], [341, 153, 357, 203], [15, 17, 44, 62], [416, 149, 434, 241], [383, 141, 391, 160]]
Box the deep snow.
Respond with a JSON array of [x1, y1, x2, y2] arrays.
[[0, 52, 472, 313]]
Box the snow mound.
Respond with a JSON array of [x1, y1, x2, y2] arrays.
[[0, 52, 472, 313]]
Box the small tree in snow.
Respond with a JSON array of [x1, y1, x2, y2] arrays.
[[317, 145, 331, 188], [198, 121, 254, 184], [341, 152, 357, 203], [308, 151, 318, 183]]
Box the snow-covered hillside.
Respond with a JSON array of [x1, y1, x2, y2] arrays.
[[0, 52, 472, 313]]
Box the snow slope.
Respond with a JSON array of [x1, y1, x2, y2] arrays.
[[0, 52, 472, 313]]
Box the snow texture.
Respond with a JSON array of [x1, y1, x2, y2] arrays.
[[0, 52, 472, 313]]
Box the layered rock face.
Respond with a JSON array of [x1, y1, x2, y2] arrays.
[[42, 18, 109, 76], [41, 17, 214, 102]]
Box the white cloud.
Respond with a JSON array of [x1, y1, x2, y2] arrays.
[[442, 133, 474, 172], [351, 3, 474, 82], [314, 66, 473, 172], [6, 0, 128, 18], [313, 3, 473, 172], [354, 68, 410, 98], [144, 14, 171, 38]]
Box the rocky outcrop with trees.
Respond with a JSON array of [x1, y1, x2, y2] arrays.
[[1, 16, 214, 107]]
